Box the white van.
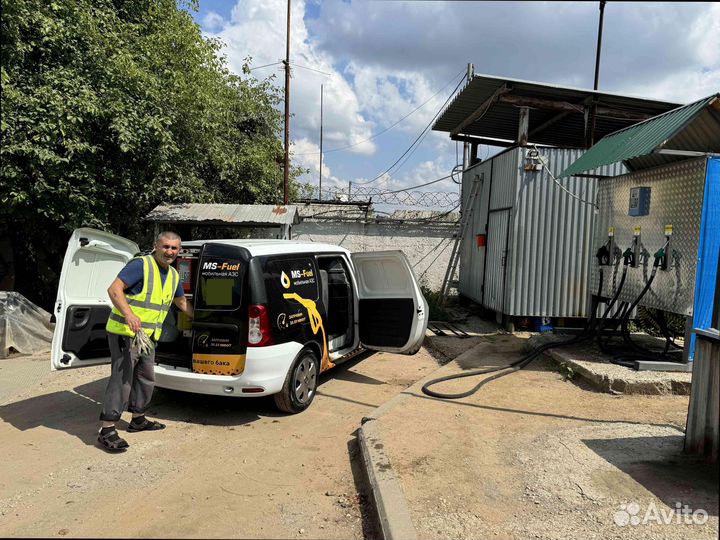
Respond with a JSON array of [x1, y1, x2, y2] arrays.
[[51, 228, 428, 413]]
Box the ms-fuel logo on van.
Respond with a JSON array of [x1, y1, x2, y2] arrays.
[[200, 258, 242, 278], [280, 267, 315, 289]]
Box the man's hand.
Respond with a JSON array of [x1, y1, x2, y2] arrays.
[[108, 278, 142, 333], [174, 296, 194, 319], [126, 313, 142, 334]]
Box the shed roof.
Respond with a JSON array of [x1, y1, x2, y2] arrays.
[[560, 94, 720, 177], [145, 203, 300, 226], [432, 74, 680, 148]]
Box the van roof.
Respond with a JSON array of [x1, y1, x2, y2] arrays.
[[181, 238, 351, 257]]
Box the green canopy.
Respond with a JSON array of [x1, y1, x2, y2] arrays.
[[560, 94, 720, 177]]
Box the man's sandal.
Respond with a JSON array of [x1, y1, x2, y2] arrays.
[[127, 417, 166, 432], [97, 429, 129, 452]]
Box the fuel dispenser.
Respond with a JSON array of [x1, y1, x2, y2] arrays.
[[591, 156, 720, 370]]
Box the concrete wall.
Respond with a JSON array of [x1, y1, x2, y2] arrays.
[[293, 219, 456, 292]]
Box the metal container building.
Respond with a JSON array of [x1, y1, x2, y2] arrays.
[[432, 73, 681, 324], [459, 146, 625, 320]]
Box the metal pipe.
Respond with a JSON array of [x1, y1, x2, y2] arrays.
[[593, 1, 606, 91]]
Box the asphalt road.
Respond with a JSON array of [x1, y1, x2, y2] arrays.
[[0, 347, 439, 539]]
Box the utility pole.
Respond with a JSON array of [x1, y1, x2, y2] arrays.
[[283, 0, 291, 205], [319, 84, 323, 201]]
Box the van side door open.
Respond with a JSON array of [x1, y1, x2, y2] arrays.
[[51, 228, 139, 370], [351, 251, 428, 355]]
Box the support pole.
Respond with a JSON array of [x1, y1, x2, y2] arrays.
[[319, 84, 323, 201], [589, 1, 606, 147], [517, 107, 530, 146], [283, 0, 291, 205], [462, 63, 474, 171]]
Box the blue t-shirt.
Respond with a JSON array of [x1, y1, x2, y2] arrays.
[[117, 258, 184, 298]]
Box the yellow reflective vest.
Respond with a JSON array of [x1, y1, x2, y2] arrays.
[[105, 255, 179, 340]]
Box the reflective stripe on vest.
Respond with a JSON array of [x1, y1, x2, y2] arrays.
[[105, 255, 179, 340]]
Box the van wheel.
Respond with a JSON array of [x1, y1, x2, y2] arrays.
[[274, 349, 319, 414]]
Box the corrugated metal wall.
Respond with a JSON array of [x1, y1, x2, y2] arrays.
[[459, 146, 626, 318], [459, 160, 490, 302]]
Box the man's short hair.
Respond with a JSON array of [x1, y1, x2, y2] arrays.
[[155, 231, 182, 244]]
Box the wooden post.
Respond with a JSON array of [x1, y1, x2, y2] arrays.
[[518, 107, 529, 146]]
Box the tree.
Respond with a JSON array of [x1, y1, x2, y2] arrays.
[[1, 0, 299, 308]]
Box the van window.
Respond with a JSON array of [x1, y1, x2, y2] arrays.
[[266, 257, 319, 301], [196, 256, 244, 311]]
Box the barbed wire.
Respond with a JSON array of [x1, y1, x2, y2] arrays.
[[299, 185, 459, 207]]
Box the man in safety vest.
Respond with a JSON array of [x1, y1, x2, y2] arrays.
[[97, 231, 193, 452]]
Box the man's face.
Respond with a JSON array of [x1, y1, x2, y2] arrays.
[[154, 236, 181, 268]]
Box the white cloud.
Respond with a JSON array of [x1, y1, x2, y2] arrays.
[[308, 2, 718, 103], [197, 1, 719, 205], [202, 11, 225, 32], [204, 0, 376, 155]]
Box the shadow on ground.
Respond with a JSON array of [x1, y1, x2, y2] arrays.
[[0, 349, 390, 448], [584, 435, 720, 517]]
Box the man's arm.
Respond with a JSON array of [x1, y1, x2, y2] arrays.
[[107, 278, 142, 333], [174, 296, 194, 319]]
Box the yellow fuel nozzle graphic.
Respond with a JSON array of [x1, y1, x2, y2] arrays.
[[280, 271, 291, 289], [283, 292, 332, 371]]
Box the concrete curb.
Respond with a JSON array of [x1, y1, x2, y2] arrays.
[[544, 347, 692, 395], [357, 341, 494, 540], [359, 419, 418, 540]]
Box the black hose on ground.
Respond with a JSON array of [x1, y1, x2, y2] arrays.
[[606, 245, 684, 366], [421, 263, 632, 400]]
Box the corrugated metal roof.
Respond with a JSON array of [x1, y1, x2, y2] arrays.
[[145, 203, 300, 225], [560, 94, 720, 177], [432, 73, 680, 148]]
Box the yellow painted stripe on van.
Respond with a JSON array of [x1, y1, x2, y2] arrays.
[[192, 354, 246, 376]]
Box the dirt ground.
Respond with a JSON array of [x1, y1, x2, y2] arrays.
[[0, 347, 440, 539], [382, 330, 719, 540], [2, 314, 717, 540]]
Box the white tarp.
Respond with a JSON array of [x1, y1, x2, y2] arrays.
[[0, 292, 55, 358]]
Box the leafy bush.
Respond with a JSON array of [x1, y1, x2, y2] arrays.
[[420, 285, 450, 321]]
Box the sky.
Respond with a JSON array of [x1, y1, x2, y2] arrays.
[[188, 1, 720, 211]]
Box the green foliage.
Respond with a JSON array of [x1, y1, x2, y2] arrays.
[[420, 284, 450, 322], [1, 0, 297, 307], [556, 362, 575, 381]]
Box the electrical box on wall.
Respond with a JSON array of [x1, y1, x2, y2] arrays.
[[628, 186, 651, 216]]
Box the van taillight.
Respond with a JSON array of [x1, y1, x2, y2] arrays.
[[248, 304, 274, 347]]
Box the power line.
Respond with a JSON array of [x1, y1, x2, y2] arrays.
[[291, 63, 332, 76], [294, 69, 465, 156], [250, 61, 283, 71], [355, 72, 466, 186]]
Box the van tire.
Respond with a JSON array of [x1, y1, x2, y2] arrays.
[[274, 349, 319, 414]]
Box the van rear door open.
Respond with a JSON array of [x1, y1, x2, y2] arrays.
[[351, 251, 428, 355], [51, 228, 139, 370], [192, 243, 250, 376]]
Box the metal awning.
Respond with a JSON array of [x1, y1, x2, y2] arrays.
[[432, 73, 680, 148], [560, 94, 720, 177], [145, 203, 300, 226]]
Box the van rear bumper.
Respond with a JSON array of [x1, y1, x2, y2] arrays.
[[154, 342, 303, 397]]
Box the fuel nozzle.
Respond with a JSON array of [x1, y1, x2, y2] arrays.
[[653, 246, 665, 267], [596, 245, 610, 266], [622, 247, 634, 266]]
